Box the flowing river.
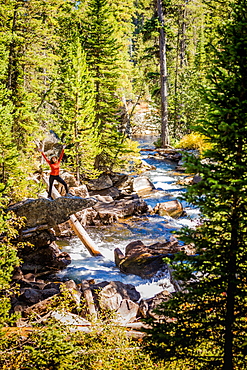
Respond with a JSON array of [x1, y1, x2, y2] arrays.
[[57, 136, 199, 299]]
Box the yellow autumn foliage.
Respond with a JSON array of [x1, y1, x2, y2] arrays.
[[176, 132, 212, 154]]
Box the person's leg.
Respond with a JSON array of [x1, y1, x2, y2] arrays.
[[56, 175, 69, 194], [48, 175, 55, 198]]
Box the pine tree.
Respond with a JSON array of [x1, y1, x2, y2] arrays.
[[145, 1, 247, 369], [1, 0, 62, 147], [56, 34, 99, 181], [80, 0, 126, 170]]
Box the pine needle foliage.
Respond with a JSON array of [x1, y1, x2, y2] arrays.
[[56, 33, 99, 181], [144, 1, 247, 369], [81, 0, 126, 170]]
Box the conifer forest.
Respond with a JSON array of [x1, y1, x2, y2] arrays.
[[0, 0, 247, 369]]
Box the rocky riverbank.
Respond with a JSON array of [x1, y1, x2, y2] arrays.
[[7, 149, 196, 333]]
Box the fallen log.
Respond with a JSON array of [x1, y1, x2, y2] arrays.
[[69, 215, 102, 257], [42, 175, 102, 257]]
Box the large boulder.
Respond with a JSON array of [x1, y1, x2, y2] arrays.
[[20, 241, 71, 273], [69, 185, 89, 198], [154, 200, 184, 218], [132, 176, 155, 195], [19, 229, 56, 248], [57, 171, 79, 188], [115, 241, 166, 279], [89, 186, 120, 200], [8, 196, 97, 228], [111, 172, 132, 190], [94, 197, 148, 219], [114, 239, 181, 279], [49, 311, 91, 329], [86, 174, 113, 191], [89, 280, 140, 324], [139, 290, 171, 319], [12, 278, 62, 312], [77, 196, 149, 226]]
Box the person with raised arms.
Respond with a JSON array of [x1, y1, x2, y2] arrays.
[[38, 145, 69, 199]]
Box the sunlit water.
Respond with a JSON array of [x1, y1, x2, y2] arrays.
[[57, 136, 199, 299]]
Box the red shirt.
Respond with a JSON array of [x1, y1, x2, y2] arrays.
[[41, 149, 64, 176]]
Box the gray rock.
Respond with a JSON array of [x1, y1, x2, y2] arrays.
[[94, 197, 148, 219], [154, 200, 184, 218], [89, 186, 120, 199], [44, 282, 62, 291], [115, 238, 193, 280], [20, 241, 71, 273], [75, 196, 148, 226], [116, 299, 139, 324], [69, 185, 89, 198], [20, 229, 56, 248], [115, 239, 181, 279], [20, 288, 43, 305], [113, 175, 133, 193], [23, 295, 58, 316], [91, 281, 141, 307], [50, 311, 91, 327], [42, 288, 60, 300], [86, 174, 113, 191], [132, 176, 155, 195], [92, 194, 114, 203], [60, 172, 79, 187], [8, 196, 97, 228], [110, 173, 130, 187], [139, 290, 171, 319]]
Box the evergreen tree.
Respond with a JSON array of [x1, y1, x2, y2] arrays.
[[81, 0, 125, 170], [132, 0, 231, 142], [145, 1, 247, 369], [1, 0, 62, 147], [56, 34, 99, 181]]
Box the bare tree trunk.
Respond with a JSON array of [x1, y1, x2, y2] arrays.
[[174, 2, 187, 139], [7, 5, 18, 90], [180, 4, 187, 68], [157, 0, 169, 147], [75, 92, 80, 184], [222, 205, 238, 370], [173, 8, 180, 139]]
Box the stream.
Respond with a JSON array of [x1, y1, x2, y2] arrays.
[[57, 136, 199, 300]]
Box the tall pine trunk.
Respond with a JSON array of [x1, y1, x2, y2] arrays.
[[157, 0, 169, 147], [180, 3, 187, 68]]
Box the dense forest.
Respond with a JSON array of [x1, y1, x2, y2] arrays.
[[0, 0, 247, 369]]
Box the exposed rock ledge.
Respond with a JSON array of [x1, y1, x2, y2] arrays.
[[7, 196, 97, 275], [8, 196, 97, 228]]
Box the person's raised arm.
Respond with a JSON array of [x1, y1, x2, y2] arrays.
[[58, 145, 66, 162], [37, 148, 50, 164]]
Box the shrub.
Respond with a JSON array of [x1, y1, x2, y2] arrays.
[[175, 132, 212, 153]]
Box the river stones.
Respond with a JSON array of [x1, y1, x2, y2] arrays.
[[86, 173, 113, 191], [139, 290, 171, 319], [132, 176, 155, 195], [114, 239, 186, 279], [88, 280, 140, 324], [74, 196, 149, 227], [20, 241, 71, 273], [114, 240, 168, 279], [153, 199, 184, 218]]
